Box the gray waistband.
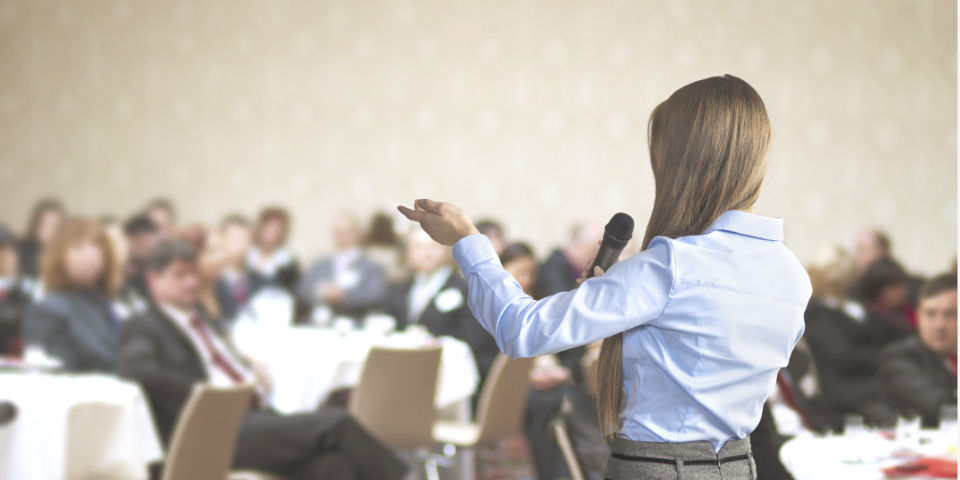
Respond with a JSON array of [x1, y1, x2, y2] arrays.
[[608, 436, 752, 461]]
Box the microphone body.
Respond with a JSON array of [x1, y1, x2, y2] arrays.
[[587, 212, 635, 279]]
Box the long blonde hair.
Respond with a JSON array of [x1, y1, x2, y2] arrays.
[[596, 74, 772, 437]]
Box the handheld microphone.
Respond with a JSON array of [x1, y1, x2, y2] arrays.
[[587, 213, 635, 278]]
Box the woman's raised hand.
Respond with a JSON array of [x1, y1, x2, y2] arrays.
[[397, 199, 480, 246]]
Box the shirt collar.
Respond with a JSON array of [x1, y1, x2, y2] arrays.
[[160, 303, 193, 328], [702, 210, 784, 241]]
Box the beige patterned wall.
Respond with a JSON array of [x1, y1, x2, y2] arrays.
[[0, 0, 955, 274]]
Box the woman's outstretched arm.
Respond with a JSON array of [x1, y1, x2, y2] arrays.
[[399, 199, 676, 357]]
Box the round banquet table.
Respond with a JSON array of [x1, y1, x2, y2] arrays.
[[231, 324, 481, 414], [0, 372, 163, 480], [780, 427, 958, 480]]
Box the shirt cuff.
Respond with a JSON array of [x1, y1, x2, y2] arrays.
[[453, 233, 501, 273]]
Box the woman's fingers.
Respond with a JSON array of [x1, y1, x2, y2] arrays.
[[415, 199, 444, 215], [397, 205, 425, 222]]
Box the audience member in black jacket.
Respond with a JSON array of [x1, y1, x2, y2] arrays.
[[803, 247, 900, 425], [117, 238, 406, 480], [803, 300, 891, 423], [23, 218, 123, 372], [384, 229, 498, 382], [879, 273, 957, 428]]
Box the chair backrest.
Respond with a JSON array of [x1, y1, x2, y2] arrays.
[[474, 354, 535, 442], [348, 346, 442, 448], [162, 384, 255, 480]]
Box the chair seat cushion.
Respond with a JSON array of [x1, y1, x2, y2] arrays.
[[432, 420, 481, 445]]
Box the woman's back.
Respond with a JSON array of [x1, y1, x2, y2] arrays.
[[620, 210, 811, 452]]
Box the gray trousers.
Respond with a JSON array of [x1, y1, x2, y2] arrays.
[[604, 436, 756, 480]]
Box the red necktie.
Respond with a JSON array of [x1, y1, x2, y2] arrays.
[[189, 315, 246, 384], [776, 370, 814, 430], [232, 280, 248, 305]]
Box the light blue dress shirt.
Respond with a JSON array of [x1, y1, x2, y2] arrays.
[[452, 209, 812, 452]]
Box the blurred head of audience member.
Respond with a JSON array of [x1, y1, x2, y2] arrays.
[[143, 197, 177, 236], [332, 211, 362, 252], [253, 206, 291, 255], [807, 246, 856, 306], [145, 238, 200, 312], [123, 214, 160, 297], [220, 214, 252, 273], [364, 211, 400, 248], [501, 242, 537, 296], [565, 222, 603, 272], [916, 273, 958, 358], [860, 257, 910, 313], [42, 217, 121, 297], [404, 228, 451, 276], [123, 214, 160, 266], [855, 228, 891, 275], [248, 206, 299, 290], [363, 211, 408, 285], [19, 198, 65, 278], [476, 219, 506, 256]]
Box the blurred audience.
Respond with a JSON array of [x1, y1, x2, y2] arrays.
[[103, 217, 148, 318], [534, 222, 602, 299], [142, 197, 177, 236], [476, 218, 507, 256], [123, 214, 160, 300], [363, 211, 408, 284], [879, 273, 958, 427], [24, 217, 123, 372], [117, 238, 407, 480], [853, 228, 891, 277], [214, 214, 255, 323], [384, 229, 498, 386], [247, 206, 299, 293], [851, 227, 924, 306], [802, 246, 894, 426], [2, 195, 957, 480], [859, 258, 917, 333], [17, 197, 65, 281], [0, 224, 30, 355], [298, 212, 387, 325]]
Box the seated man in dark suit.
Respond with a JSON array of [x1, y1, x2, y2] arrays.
[[384, 229, 498, 383], [879, 273, 958, 427], [116, 238, 406, 480]]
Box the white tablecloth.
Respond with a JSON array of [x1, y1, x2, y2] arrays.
[[0, 373, 163, 480], [780, 428, 958, 480], [232, 325, 481, 414]]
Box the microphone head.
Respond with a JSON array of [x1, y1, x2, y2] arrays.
[[604, 212, 634, 247]]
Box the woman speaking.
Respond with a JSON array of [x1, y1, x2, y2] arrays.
[[398, 74, 811, 480]]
